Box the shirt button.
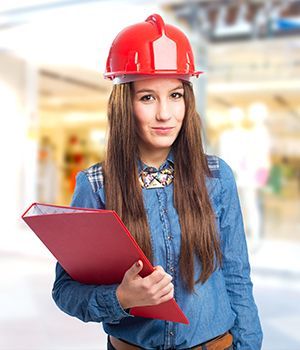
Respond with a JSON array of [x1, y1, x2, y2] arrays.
[[162, 208, 167, 214], [170, 266, 174, 272], [167, 235, 172, 240], [169, 331, 174, 336]]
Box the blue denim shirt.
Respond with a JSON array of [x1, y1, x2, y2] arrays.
[[52, 154, 263, 350]]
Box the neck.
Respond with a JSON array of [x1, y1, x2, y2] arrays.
[[139, 146, 171, 169]]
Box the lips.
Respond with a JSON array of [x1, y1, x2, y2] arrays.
[[152, 127, 174, 130], [152, 127, 175, 135]]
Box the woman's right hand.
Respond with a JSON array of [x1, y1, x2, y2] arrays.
[[116, 260, 174, 309]]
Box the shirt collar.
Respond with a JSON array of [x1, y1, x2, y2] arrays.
[[138, 149, 174, 173]]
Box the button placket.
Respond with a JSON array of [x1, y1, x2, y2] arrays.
[[164, 321, 174, 349], [159, 190, 177, 350]]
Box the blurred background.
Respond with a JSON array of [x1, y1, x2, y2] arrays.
[[0, 0, 299, 349]]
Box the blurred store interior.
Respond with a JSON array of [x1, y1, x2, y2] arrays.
[[0, 1, 300, 349]]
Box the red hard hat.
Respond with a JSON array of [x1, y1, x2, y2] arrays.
[[104, 14, 202, 83]]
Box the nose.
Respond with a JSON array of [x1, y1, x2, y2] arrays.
[[156, 100, 171, 121]]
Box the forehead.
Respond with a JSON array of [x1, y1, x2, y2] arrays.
[[133, 78, 183, 92]]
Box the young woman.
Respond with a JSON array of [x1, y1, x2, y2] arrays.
[[52, 14, 263, 350]]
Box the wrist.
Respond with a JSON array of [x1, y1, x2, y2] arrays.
[[116, 285, 129, 309]]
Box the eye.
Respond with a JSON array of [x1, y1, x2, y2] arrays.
[[171, 92, 183, 99], [140, 94, 155, 102]]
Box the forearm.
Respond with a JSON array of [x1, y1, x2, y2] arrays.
[[52, 262, 133, 324], [224, 267, 263, 349]]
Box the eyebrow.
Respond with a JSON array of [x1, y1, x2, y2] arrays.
[[135, 85, 184, 94]]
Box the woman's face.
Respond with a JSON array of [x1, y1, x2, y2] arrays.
[[132, 78, 185, 156]]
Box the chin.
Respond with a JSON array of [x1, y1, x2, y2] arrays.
[[154, 137, 177, 147], [152, 143, 174, 150], [154, 138, 172, 146]]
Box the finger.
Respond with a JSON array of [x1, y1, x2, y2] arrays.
[[158, 287, 174, 304], [143, 272, 172, 299], [153, 266, 172, 282], [158, 282, 174, 298], [150, 273, 173, 295], [154, 265, 164, 272], [143, 268, 166, 285]]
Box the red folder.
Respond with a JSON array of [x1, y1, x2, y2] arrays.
[[21, 202, 189, 324]]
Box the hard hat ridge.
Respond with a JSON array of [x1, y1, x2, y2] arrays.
[[104, 13, 202, 84], [146, 13, 166, 36]]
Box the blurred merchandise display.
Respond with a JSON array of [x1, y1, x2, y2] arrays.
[[166, 0, 300, 41], [37, 136, 58, 203], [64, 135, 87, 194], [218, 103, 272, 246], [36, 129, 107, 205]]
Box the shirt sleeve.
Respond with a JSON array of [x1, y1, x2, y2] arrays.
[[218, 158, 263, 349], [51, 170, 133, 324]]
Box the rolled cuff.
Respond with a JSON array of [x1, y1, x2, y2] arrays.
[[99, 284, 134, 324]]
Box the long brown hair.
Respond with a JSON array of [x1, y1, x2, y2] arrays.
[[103, 81, 222, 293]]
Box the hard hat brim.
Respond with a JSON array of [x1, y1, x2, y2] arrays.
[[104, 71, 203, 84]]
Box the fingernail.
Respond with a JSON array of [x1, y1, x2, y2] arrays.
[[136, 261, 140, 267]]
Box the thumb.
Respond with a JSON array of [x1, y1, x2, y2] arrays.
[[129, 260, 143, 276]]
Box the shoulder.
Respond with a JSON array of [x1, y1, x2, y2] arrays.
[[81, 162, 104, 193], [205, 154, 220, 177], [205, 154, 235, 181]]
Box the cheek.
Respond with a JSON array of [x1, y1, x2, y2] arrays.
[[133, 103, 154, 128], [133, 105, 149, 133]]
